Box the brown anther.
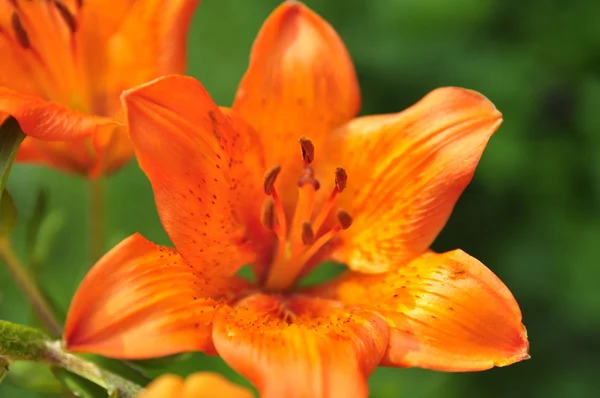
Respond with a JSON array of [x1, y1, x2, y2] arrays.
[[337, 210, 353, 229], [52, 0, 77, 33], [261, 199, 276, 230], [335, 167, 347, 192], [76, 0, 84, 8], [263, 165, 281, 195], [297, 166, 320, 190], [11, 12, 30, 49], [299, 136, 315, 164], [301, 222, 315, 245]]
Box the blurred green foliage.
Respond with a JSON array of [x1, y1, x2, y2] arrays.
[[1, 0, 598, 396]]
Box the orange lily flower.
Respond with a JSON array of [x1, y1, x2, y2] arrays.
[[138, 372, 253, 398], [64, 2, 529, 397], [0, 0, 198, 177]]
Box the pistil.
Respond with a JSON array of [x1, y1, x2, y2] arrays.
[[289, 167, 318, 257]]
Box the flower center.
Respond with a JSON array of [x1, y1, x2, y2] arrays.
[[260, 137, 352, 292]]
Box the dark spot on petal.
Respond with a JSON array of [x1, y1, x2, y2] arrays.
[[11, 12, 30, 49]]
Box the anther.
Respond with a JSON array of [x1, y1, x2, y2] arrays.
[[263, 165, 281, 195], [337, 210, 353, 230], [76, 0, 84, 8], [11, 12, 30, 49], [297, 166, 320, 190], [301, 222, 315, 245], [53, 0, 77, 33], [261, 199, 276, 230], [335, 167, 347, 192], [299, 136, 315, 164]]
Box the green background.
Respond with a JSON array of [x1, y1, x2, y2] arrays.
[[2, 0, 598, 396]]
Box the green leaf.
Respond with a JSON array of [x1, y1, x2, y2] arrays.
[[80, 354, 151, 387], [0, 117, 26, 202], [25, 190, 65, 272], [6, 361, 64, 393], [53, 367, 107, 398], [127, 353, 192, 371], [0, 190, 17, 237], [0, 320, 48, 361], [31, 211, 65, 271]]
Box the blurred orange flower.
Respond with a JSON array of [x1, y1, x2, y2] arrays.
[[64, 2, 529, 397], [138, 372, 253, 398], [0, 0, 198, 177]]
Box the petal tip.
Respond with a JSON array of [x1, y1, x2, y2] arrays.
[[508, 323, 531, 365], [280, 0, 305, 12], [120, 74, 190, 106], [497, 348, 530, 367], [433, 86, 503, 121], [492, 315, 529, 368], [271, 0, 332, 38], [269, 1, 315, 34], [61, 336, 72, 351], [61, 331, 84, 353]]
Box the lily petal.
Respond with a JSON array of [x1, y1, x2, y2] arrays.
[[212, 294, 388, 398], [328, 87, 502, 273], [233, 1, 359, 203], [181, 373, 254, 398], [139, 375, 184, 398], [16, 125, 132, 178], [90, 124, 134, 178], [0, 24, 40, 96], [100, 0, 199, 116], [0, 1, 83, 104], [64, 233, 250, 359], [122, 75, 265, 277], [218, 107, 274, 282], [140, 373, 253, 398], [308, 250, 529, 371], [0, 87, 115, 140], [77, 0, 137, 40], [16, 137, 95, 176]]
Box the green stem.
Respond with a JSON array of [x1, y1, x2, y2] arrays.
[[44, 342, 142, 398], [0, 321, 143, 398], [0, 238, 62, 336], [88, 177, 105, 265]]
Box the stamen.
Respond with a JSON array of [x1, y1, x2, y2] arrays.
[[335, 167, 347, 192], [299, 136, 315, 164], [337, 210, 353, 229], [263, 166, 288, 268], [52, 0, 77, 33], [263, 165, 281, 195], [297, 225, 342, 267], [261, 199, 276, 230], [312, 168, 349, 234], [301, 222, 314, 245], [11, 12, 30, 49], [262, 141, 352, 292], [76, 0, 84, 8]]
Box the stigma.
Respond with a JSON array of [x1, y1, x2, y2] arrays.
[[261, 137, 352, 292]]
